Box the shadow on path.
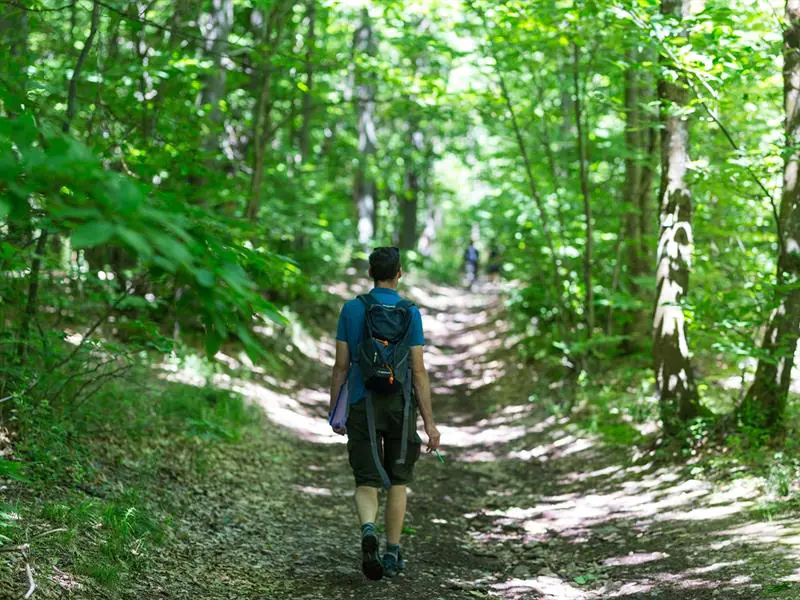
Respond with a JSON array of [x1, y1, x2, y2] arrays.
[[141, 282, 800, 600]]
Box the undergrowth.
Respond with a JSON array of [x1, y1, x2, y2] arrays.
[[0, 359, 264, 596]]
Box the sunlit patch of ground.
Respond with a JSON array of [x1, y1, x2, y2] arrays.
[[157, 279, 800, 600]]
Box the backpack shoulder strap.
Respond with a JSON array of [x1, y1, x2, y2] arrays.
[[396, 299, 415, 311], [358, 293, 379, 307]]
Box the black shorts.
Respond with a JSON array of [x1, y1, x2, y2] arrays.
[[346, 393, 422, 488]]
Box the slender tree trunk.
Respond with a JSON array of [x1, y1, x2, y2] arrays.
[[1, 2, 30, 246], [16, 228, 47, 362], [246, 1, 293, 219], [18, 1, 100, 361], [400, 164, 419, 250], [299, 0, 316, 161], [198, 0, 234, 145], [247, 65, 274, 220], [637, 49, 658, 279], [353, 8, 378, 249], [1, 3, 28, 91], [496, 69, 566, 321], [740, 0, 800, 431], [149, 0, 189, 135], [532, 77, 569, 235], [623, 47, 642, 290], [617, 46, 655, 350], [418, 189, 440, 257], [135, 1, 155, 137], [572, 42, 594, 340], [65, 1, 101, 133], [189, 0, 233, 203], [606, 217, 627, 337], [654, 0, 704, 435], [469, 3, 564, 310]]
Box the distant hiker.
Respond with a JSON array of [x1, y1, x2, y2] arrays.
[[329, 247, 441, 581], [487, 244, 501, 284], [464, 241, 480, 289]]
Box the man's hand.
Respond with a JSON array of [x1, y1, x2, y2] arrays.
[[424, 422, 441, 452], [332, 424, 346, 436]]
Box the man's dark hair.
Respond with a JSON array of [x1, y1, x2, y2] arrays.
[[369, 247, 401, 283]]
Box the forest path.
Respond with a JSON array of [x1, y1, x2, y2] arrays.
[[133, 283, 800, 600]]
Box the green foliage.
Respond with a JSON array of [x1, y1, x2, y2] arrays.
[[1, 371, 260, 590]]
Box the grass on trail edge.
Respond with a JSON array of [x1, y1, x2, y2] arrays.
[[3, 289, 800, 598], [0, 367, 298, 598]]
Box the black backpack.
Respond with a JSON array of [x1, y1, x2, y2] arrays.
[[357, 294, 415, 395], [356, 293, 418, 488]]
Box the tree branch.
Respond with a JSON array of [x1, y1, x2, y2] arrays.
[[24, 561, 36, 599], [0, 0, 73, 12], [65, 0, 101, 133], [0, 544, 30, 554], [53, 289, 130, 371], [467, 0, 568, 325], [696, 99, 784, 257]]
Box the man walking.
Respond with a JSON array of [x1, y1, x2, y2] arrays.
[[464, 241, 479, 289], [329, 247, 441, 580]]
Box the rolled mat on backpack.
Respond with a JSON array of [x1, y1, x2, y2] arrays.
[[329, 380, 349, 430]]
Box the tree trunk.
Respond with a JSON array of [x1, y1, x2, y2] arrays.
[[400, 168, 419, 251], [617, 46, 655, 350], [623, 47, 642, 294], [740, 0, 800, 431], [16, 229, 47, 362], [468, 0, 569, 326], [246, 1, 293, 219], [418, 190, 440, 257], [247, 65, 274, 220], [18, 1, 100, 361], [653, 0, 704, 435], [1, 3, 28, 92], [189, 0, 233, 203], [572, 42, 594, 341], [65, 0, 101, 133], [299, 0, 316, 161], [353, 8, 378, 249], [198, 0, 234, 146], [1, 2, 30, 247]]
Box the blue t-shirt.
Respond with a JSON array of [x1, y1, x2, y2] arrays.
[[336, 287, 425, 405]]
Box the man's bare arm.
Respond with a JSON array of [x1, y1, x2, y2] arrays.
[[330, 341, 350, 433], [410, 345, 440, 451]]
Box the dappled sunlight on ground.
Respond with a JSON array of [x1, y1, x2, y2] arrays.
[[491, 575, 590, 599], [163, 280, 517, 449], [160, 359, 345, 444], [161, 281, 800, 599]]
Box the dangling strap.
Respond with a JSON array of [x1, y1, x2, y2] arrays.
[[365, 391, 392, 489], [395, 350, 413, 465], [399, 385, 412, 465]]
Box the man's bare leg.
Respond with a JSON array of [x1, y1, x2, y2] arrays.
[[383, 485, 407, 576], [354, 486, 379, 525], [355, 486, 383, 580], [385, 485, 406, 545]]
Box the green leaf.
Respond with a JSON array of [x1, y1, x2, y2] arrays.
[[205, 328, 223, 358], [195, 269, 215, 288], [151, 233, 192, 267], [72, 221, 114, 248], [118, 227, 153, 258], [237, 324, 265, 361], [0, 198, 9, 220]]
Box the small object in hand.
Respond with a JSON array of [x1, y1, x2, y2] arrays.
[[434, 450, 445, 464]]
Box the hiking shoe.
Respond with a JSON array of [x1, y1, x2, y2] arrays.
[[361, 532, 383, 581], [382, 550, 405, 578]]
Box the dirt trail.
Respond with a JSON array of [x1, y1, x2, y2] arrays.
[[137, 283, 800, 600]]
